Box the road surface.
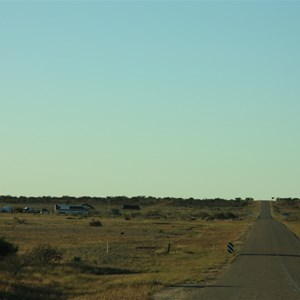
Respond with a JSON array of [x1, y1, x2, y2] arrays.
[[154, 201, 300, 300]]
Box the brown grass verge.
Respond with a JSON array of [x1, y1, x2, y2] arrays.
[[0, 200, 259, 299]]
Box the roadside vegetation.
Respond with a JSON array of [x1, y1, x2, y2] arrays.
[[0, 197, 259, 300], [271, 198, 300, 238]]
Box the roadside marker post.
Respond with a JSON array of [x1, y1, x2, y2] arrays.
[[227, 242, 234, 254]]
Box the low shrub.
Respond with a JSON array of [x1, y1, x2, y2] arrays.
[[89, 220, 102, 227], [29, 244, 64, 265], [14, 217, 26, 224], [0, 237, 18, 257], [196, 212, 211, 220], [145, 210, 162, 218], [1, 244, 63, 275], [72, 256, 81, 263], [213, 212, 238, 219], [111, 208, 121, 216], [225, 212, 238, 219]]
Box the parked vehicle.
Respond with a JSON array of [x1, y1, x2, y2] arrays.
[[54, 204, 89, 216], [1, 206, 13, 213]]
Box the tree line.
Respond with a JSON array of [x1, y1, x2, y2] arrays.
[[0, 195, 253, 208]]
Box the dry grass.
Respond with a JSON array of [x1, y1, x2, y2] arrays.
[[271, 200, 300, 238], [0, 200, 259, 299]]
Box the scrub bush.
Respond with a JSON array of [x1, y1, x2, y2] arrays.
[[0, 237, 18, 257]]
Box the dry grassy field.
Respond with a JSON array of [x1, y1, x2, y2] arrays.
[[0, 199, 259, 300], [271, 199, 300, 238]]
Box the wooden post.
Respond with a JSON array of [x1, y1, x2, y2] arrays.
[[106, 242, 109, 254], [167, 243, 171, 254]]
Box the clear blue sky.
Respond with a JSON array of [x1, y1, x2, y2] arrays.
[[1, 1, 300, 200]]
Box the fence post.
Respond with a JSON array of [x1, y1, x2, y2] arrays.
[[167, 243, 171, 254]]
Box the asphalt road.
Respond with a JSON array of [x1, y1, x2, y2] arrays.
[[187, 201, 300, 299], [154, 201, 300, 300]]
